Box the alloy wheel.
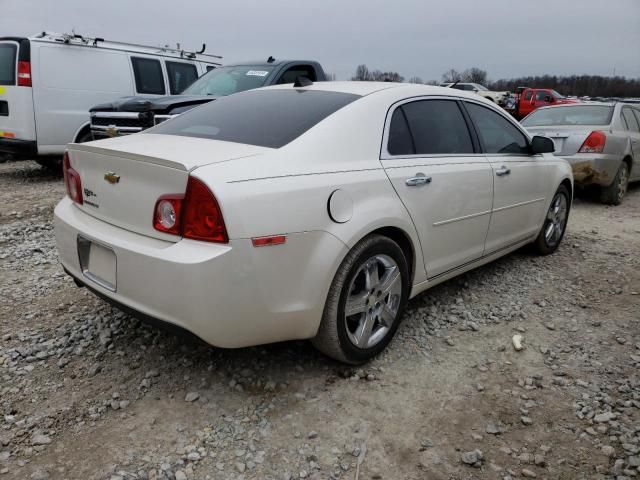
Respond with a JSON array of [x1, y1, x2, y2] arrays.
[[344, 254, 402, 349], [617, 164, 629, 204], [544, 192, 568, 247]]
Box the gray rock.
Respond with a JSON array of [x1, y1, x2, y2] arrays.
[[521, 416, 533, 426], [184, 392, 199, 403], [594, 412, 616, 423], [174, 471, 187, 480], [31, 434, 51, 446], [461, 449, 483, 467]]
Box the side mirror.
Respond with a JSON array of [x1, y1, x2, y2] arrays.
[[545, 96, 554, 103], [472, 88, 479, 93], [531, 135, 555, 154]]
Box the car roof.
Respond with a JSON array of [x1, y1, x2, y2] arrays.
[[261, 81, 488, 99]]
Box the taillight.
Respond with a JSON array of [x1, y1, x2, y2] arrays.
[[63, 152, 83, 204], [153, 195, 183, 235], [579, 131, 606, 154], [153, 176, 228, 243], [17, 61, 32, 87]]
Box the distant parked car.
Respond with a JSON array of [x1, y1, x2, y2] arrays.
[[508, 88, 579, 119], [55, 82, 570, 364], [440, 82, 509, 105], [89, 59, 327, 139], [523, 103, 640, 204], [0, 32, 219, 167]]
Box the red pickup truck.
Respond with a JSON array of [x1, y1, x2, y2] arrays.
[[507, 87, 579, 119]]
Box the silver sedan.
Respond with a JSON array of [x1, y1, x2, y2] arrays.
[[523, 103, 640, 204]]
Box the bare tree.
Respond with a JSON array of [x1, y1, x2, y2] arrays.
[[462, 67, 488, 85], [352, 65, 404, 82], [352, 64, 370, 81], [441, 69, 462, 83], [324, 72, 337, 81], [408, 76, 424, 84]]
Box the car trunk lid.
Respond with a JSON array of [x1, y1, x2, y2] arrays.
[[67, 134, 269, 241], [526, 125, 605, 156]]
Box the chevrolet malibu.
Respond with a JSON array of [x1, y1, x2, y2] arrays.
[[55, 82, 572, 364]]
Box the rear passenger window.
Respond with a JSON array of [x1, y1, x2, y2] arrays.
[[166, 61, 198, 94], [390, 100, 473, 155], [387, 108, 414, 155], [622, 108, 640, 133], [465, 102, 529, 154], [131, 57, 165, 95]]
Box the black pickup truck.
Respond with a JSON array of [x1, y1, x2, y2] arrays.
[[90, 58, 326, 138]]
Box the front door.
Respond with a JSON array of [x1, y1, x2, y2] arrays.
[[464, 101, 550, 254], [380, 98, 493, 279]]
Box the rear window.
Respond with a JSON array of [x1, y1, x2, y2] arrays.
[[522, 105, 614, 127], [166, 61, 198, 94], [0, 43, 17, 85], [149, 89, 360, 148], [131, 57, 165, 95]]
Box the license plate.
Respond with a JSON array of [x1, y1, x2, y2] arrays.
[[77, 236, 117, 291]]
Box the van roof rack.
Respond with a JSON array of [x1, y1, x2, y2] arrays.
[[36, 31, 223, 64]]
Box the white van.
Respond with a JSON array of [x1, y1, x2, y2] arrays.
[[0, 32, 221, 166]]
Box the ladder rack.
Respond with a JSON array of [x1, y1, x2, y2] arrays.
[[37, 31, 223, 63]]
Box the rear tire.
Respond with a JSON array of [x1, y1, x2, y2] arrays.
[[532, 184, 570, 255], [35, 130, 93, 171], [312, 234, 409, 364], [600, 162, 629, 205]]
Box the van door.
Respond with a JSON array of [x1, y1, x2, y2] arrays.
[[0, 38, 36, 156]]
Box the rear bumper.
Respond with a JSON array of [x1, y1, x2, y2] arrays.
[[0, 137, 37, 158], [558, 153, 621, 187], [54, 197, 346, 348]]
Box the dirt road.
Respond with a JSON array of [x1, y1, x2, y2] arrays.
[[1, 160, 638, 480]]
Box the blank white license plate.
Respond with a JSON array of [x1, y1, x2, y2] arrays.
[[77, 236, 117, 291]]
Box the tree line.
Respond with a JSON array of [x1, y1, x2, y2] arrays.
[[350, 64, 640, 97]]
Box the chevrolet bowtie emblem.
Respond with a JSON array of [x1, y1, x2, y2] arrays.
[[104, 172, 120, 184], [105, 126, 119, 137]]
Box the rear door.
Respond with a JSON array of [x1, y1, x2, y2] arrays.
[[381, 97, 494, 279], [0, 38, 36, 144], [464, 100, 550, 254]]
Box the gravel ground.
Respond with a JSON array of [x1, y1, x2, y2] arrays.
[[1, 159, 639, 480]]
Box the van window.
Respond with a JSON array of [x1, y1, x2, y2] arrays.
[[131, 57, 165, 95], [166, 61, 198, 94], [0, 43, 17, 85], [622, 108, 640, 133]]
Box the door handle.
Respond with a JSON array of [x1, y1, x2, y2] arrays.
[[495, 166, 511, 176], [405, 173, 432, 186]]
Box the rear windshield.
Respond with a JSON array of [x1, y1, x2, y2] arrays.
[[522, 105, 614, 127], [0, 43, 17, 85], [149, 89, 360, 148], [182, 65, 275, 97]]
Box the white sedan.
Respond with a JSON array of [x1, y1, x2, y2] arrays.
[[55, 82, 572, 364]]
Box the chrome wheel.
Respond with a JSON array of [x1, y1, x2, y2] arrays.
[[544, 192, 568, 247], [617, 164, 629, 204], [344, 254, 402, 349]]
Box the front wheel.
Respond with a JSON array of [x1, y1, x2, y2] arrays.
[[532, 185, 570, 255], [312, 235, 409, 364]]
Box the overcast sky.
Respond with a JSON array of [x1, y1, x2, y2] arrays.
[[3, 0, 639, 81]]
